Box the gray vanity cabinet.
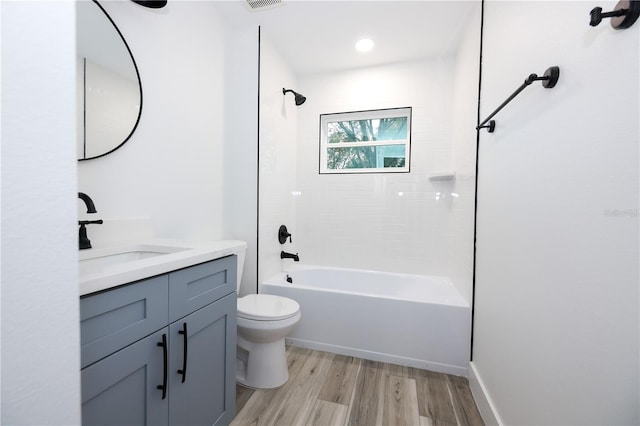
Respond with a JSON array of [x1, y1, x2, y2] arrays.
[[81, 329, 169, 426], [80, 255, 237, 426], [168, 294, 235, 426]]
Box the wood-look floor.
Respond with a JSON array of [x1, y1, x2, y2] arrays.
[[232, 346, 484, 426]]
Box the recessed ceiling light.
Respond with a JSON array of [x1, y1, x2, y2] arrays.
[[355, 38, 374, 52]]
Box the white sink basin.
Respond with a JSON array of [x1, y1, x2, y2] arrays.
[[79, 244, 189, 276], [79, 239, 247, 297]]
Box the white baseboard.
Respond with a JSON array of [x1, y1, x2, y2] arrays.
[[468, 362, 503, 426], [286, 337, 469, 377]]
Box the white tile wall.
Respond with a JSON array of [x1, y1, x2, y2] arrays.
[[295, 58, 458, 277], [259, 24, 480, 299], [258, 36, 299, 283], [449, 3, 482, 305]]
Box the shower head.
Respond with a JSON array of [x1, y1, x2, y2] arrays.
[[283, 88, 306, 106]]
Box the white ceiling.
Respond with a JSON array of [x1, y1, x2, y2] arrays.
[[214, 0, 479, 75]]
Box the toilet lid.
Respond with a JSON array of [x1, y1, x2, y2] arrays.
[[237, 294, 300, 321]]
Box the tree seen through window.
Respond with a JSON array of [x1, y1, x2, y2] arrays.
[[326, 116, 407, 170]]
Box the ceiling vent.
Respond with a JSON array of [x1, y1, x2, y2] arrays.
[[244, 0, 284, 11]]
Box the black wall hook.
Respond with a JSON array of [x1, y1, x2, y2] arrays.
[[590, 0, 640, 29]]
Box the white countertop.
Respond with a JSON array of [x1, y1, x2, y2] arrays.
[[79, 239, 246, 296]]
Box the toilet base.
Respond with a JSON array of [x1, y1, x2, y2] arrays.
[[236, 336, 289, 389]]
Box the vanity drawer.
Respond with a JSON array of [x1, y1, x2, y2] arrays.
[[168, 255, 236, 322], [80, 275, 169, 368]]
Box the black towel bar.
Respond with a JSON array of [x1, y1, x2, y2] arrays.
[[477, 66, 560, 133]]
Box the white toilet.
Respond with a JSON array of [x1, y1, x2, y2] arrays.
[[233, 248, 301, 389]]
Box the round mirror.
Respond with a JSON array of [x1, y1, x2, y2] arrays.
[[77, 0, 142, 161]]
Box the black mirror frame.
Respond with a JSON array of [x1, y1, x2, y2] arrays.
[[78, 0, 143, 162], [131, 0, 168, 8]]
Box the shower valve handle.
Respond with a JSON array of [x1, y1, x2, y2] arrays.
[[278, 225, 292, 244]]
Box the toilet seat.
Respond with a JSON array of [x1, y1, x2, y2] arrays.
[[237, 294, 300, 321]]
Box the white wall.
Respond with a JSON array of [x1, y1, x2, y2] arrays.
[[77, 1, 227, 242], [1, 1, 81, 423], [258, 36, 299, 283], [472, 1, 639, 424], [222, 24, 259, 296], [295, 59, 456, 277]]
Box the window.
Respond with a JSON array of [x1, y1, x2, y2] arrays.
[[320, 107, 411, 174]]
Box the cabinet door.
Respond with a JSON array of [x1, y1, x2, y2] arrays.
[[169, 293, 236, 426], [169, 255, 236, 323], [82, 329, 169, 426], [80, 275, 169, 368]]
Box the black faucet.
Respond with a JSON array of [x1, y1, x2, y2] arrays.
[[78, 192, 103, 250], [78, 192, 97, 213], [280, 251, 299, 262]]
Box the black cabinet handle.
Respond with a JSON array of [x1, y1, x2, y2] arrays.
[[177, 322, 188, 383], [156, 334, 168, 400]]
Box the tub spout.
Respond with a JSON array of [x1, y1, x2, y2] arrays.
[[280, 251, 299, 262]]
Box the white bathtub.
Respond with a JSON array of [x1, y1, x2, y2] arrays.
[[261, 265, 471, 376]]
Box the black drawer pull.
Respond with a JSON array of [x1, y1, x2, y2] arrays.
[[177, 322, 188, 383], [156, 334, 168, 400]]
